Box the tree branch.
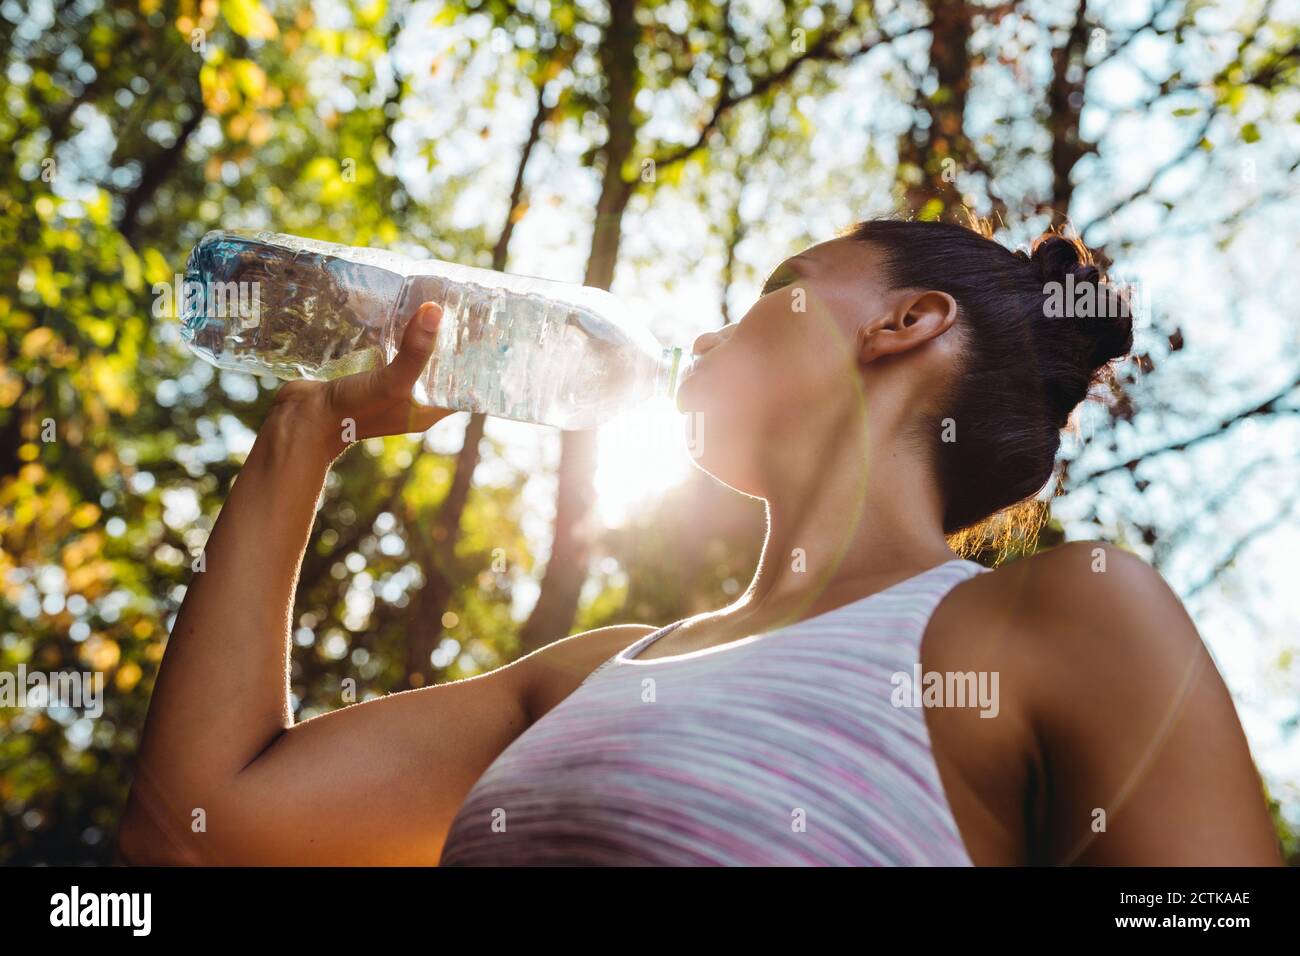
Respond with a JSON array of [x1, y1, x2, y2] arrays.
[[651, 20, 930, 171], [1184, 494, 1300, 599], [1071, 373, 1300, 485]]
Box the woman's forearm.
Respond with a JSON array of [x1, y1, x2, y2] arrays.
[[121, 307, 449, 861], [133, 400, 340, 796]]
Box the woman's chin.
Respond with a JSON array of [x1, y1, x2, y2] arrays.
[[675, 358, 721, 411], [681, 369, 702, 405], [675, 376, 702, 413]]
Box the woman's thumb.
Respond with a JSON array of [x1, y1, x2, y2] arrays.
[[385, 302, 442, 390]]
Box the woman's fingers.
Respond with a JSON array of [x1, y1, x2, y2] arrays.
[[382, 302, 442, 395]]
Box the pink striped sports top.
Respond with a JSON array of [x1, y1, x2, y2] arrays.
[[438, 558, 990, 866]]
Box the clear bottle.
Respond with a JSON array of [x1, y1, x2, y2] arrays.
[[179, 230, 692, 429]]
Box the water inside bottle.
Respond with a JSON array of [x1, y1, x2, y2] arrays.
[[181, 231, 681, 428], [181, 232, 397, 379], [390, 274, 665, 428]]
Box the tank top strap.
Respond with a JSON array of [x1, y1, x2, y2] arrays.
[[578, 559, 988, 687], [579, 621, 686, 688], [895, 558, 990, 638]]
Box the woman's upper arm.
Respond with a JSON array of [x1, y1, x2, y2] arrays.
[[230, 664, 535, 865], [121, 658, 530, 866], [120, 623, 652, 865], [1024, 542, 1282, 865]]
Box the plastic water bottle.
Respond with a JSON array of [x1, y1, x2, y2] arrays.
[[178, 231, 692, 429]]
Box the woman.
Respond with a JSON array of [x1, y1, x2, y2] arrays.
[[120, 219, 1282, 866]]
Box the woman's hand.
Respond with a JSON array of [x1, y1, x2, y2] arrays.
[[270, 301, 453, 461]]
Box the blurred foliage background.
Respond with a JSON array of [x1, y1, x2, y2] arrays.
[[1, 0, 1297, 864]]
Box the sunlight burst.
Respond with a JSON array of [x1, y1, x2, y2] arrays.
[[594, 396, 698, 527]]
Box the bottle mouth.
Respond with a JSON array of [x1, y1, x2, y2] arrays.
[[658, 347, 695, 397]]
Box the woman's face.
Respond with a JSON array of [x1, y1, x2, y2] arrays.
[[676, 238, 904, 497]]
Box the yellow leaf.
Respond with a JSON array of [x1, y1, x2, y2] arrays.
[[84, 355, 133, 413], [357, 0, 386, 28], [71, 503, 101, 529], [93, 451, 117, 476], [86, 190, 111, 226], [918, 198, 945, 222], [21, 327, 56, 358], [430, 6, 457, 27], [0, 370, 22, 408], [319, 178, 348, 204], [221, 0, 279, 40], [122, 249, 143, 292], [303, 156, 337, 182], [143, 248, 172, 286], [247, 112, 272, 146], [83, 318, 115, 347], [116, 662, 143, 693], [201, 62, 236, 115], [233, 59, 268, 100], [80, 634, 121, 671]]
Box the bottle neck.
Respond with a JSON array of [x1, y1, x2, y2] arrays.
[[656, 346, 694, 398]]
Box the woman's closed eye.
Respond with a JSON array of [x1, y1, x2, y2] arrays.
[[761, 262, 799, 296]]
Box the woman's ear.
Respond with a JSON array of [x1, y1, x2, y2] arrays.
[[857, 290, 958, 362]]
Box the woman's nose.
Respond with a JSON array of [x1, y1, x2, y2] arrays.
[[692, 325, 733, 356]]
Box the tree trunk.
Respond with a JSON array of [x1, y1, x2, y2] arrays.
[[403, 81, 553, 686], [118, 104, 204, 246], [516, 0, 639, 654], [899, 0, 973, 217], [1045, 0, 1093, 228]]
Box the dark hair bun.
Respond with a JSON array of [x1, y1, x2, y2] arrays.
[[1019, 234, 1134, 428]]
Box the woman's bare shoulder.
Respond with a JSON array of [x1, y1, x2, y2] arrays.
[[925, 540, 1195, 718], [995, 540, 1187, 643], [513, 623, 660, 723], [938, 542, 1279, 864], [935, 541, 1178, 638]]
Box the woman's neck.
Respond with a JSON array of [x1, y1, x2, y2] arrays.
[[724, 427, 958, 632]]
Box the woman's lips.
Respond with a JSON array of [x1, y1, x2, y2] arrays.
[[678, 362, 703, 394], [683, 351, 710, 379], [675, 356, 707, 409]]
